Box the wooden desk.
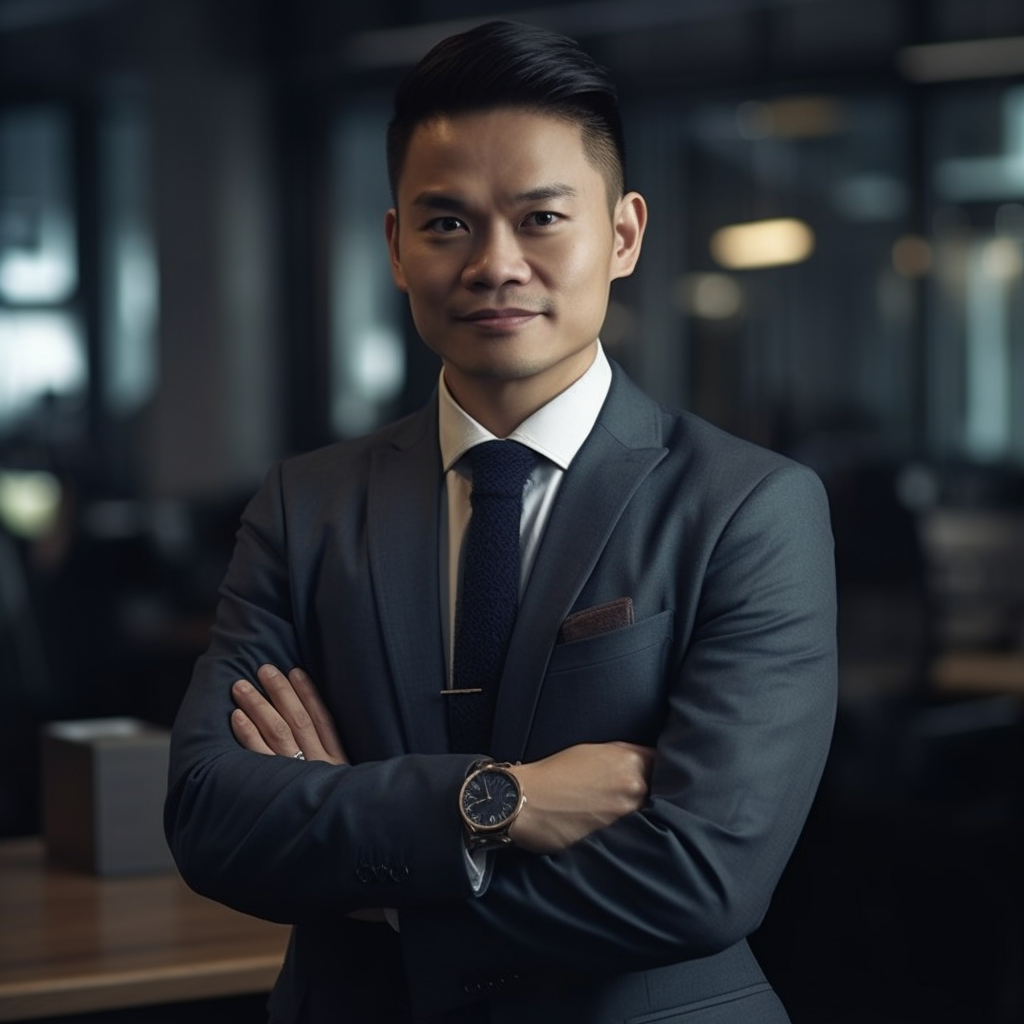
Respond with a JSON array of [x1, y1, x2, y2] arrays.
[[0, 838, 289, 1021]]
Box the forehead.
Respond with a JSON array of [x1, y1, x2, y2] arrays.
[[396, 108, 602, 203]]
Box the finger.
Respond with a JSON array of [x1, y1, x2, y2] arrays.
[[287, 667, 348, 764], [257, 664, 330, 761], [232, 678, 302, 757], [232, 676, 274, 719], [230, 707, 276, 756]]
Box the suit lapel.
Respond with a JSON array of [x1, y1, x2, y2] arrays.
[[490, 367, 668, 760], [367, 399, 450, 754]]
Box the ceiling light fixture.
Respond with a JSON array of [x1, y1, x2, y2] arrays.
[[710, 218, 815, 270]]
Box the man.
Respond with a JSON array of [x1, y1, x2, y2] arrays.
[[165, 20, 837, 1024]]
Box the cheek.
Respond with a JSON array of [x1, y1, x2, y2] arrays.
[[550, 243, 613, 316], [552, 239, 613, 289], [406, 294, 440, 339], [402, 261, 446, 306]]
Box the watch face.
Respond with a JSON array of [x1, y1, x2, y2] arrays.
[[461, 769, 520, 830]]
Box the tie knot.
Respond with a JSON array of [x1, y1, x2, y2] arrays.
[[467, 441, 537, 499]]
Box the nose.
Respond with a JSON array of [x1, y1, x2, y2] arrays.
[[461, 224, 530, 290]]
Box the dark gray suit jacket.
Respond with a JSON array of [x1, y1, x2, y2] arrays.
[[165, 363, 837, 1023]]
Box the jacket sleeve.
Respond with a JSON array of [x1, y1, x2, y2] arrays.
[[400, 462, 838, 1014], [163, 461, 479, 924]]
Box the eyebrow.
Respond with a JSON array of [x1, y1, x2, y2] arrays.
[[515, 183, 578, 202], [409, 182, 579, 211]]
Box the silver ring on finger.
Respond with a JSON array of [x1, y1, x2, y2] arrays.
[[292, 750, 305, 760]]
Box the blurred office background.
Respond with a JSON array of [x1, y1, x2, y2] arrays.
[[0, 0, 1022, 1021]]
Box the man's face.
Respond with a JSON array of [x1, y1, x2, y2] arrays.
[[385, 108, 646, 430]]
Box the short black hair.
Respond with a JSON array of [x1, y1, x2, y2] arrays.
[[386, 21, 626, 205]]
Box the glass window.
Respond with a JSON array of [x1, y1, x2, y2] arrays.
[[928, 85, 1024, 462], [329, 100, 405, 437], [0, 108, 76, 305], [99, 93, 158, 418], [0, 107, 84, 436], [643, 91, 914, 453], [0, 311, 85, 432]]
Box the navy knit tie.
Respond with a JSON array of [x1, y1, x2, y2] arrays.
[[448, 440, 537, 754]]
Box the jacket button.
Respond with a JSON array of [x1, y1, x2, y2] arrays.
[[389, 865, 410, 882], [355, 864, 373, 883]]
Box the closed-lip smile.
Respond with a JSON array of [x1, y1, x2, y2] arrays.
[[462, 307, 538, 320], [458, 307, 542, 329]]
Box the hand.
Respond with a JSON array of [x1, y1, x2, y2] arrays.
[[231, 664, 347, 765], [508, 741, 654, 854]]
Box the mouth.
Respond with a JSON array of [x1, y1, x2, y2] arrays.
[[457, 308, 544, 330]]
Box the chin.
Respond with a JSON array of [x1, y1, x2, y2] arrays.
[[463, 360, 540, 383], [443, 345, 539, 379]]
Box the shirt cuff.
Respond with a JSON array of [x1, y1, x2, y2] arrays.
[[464, 843, 488, 893]]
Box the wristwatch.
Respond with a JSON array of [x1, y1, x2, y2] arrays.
[[459, 761, 526, 851]]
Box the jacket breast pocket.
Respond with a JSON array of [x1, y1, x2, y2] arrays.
[[525, 609, 674, 759]]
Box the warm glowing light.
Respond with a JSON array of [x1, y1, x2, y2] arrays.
[[983, 237, 1024, 280], [892, 235, 933, 279], [0, 470, 62, 539], [673, 274, 745, 320], [736, 97, 843, 140], [710, 218, 815, 270]]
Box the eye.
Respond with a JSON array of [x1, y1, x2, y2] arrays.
[[523, 211, 561, 228], [426, 216, 467, 234]]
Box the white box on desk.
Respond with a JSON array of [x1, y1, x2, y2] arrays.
[[41, 718, 175, 876]]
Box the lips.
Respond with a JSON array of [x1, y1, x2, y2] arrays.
[[461, 308, 539, 321], [458, 307, 544, 330]]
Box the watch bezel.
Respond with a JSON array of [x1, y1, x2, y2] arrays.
[[458, 762, 525, 837]]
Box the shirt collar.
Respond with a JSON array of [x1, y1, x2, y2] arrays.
[[439, 342, 612, 472]]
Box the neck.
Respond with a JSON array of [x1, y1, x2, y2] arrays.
[[442, 344, 598, 437]]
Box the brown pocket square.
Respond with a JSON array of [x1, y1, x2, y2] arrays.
[[559, 597, 635, 643]]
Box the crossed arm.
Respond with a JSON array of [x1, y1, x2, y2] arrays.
[[231, 663, 655, 855], [168, 451, 836, 1017]]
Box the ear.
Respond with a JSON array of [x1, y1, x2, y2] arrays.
[[384, 208, 408, 292], [609, 191, 647, 281]]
